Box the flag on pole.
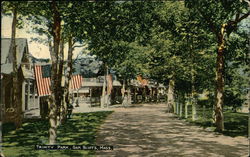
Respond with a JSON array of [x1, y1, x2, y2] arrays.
[[34, 64, 83, 96], [69, 74, 83, 91], [34, 65, 51, 96]]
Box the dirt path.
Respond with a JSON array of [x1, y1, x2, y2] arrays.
[[96, 103, 248, 157]]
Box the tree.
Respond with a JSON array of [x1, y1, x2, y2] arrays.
[[185, 0, 250, 131], [80, 1, 160, 106], [46, 0, 62, 144], [147, 1, 191, 113], [21, 1, 89, 142], [23, 1, 63, 144], [2, 1, 30, 128]]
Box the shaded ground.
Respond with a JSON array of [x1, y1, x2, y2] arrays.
[[96, 103, 248, 157], [3, 111, 112, 157]]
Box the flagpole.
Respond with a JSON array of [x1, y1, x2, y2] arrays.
[[106, 66, 109, 108]]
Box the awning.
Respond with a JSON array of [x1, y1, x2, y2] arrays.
[[113, 80, 122, 87]]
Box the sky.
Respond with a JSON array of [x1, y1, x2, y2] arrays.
[[1, 15, 84, 59]]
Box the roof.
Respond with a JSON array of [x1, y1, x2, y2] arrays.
[[81, 79, 122, 87], [82, 81, 103, 87], [1, 38, 28, 65], [1, 38, 29, 74], [113, 80, 122, 86]]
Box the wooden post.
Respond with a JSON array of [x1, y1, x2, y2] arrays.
[[22, 81, 26, 111], [180, 102, 183, 117], [89, 88, 91, 107], [101, 75, 106, 108], [106, 66, 110, 108], [156, 87, 159, 103], [27, 79, 30, 110], [37, 96, 40, 110], [185, 95, 188, 118], [72, 90, 74, 104], [134, 87, 137, 104], [77, 89, 79, 105], [32, 80, 35, 109], [176, 101, 179, 115], [203, 105, 206, 120]]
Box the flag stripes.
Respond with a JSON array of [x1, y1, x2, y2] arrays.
[[70, 74, 83, 91], [34, 65, 51, 96], [34, 65, 82, 96]]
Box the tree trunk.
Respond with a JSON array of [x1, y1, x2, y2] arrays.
[[101, 67, 107, 108], [106, 67, 111, 108], [191, 74, 197, 120], [166, 79, 175, 113], [142, 87, 146, 102], [62, 36, 74, 122], [121, 79, 125, 98], [9, 7, 22, 128], [176, 101, 179, 115], [133, 87, 137, 104], [185, 95, 188, 118], [189, 34, 197, 121], [202, 105, 206, 120], [191, 98, 197, 121], [49, 0, 61, 144], [122, 79, 131, 107], [48, 96, 57, 144], [191, 86, 197, 121], [127, 81, 132, 106], [214, 26, 226, 132], [57, 37, 64, 126], [180, 102, 183, 117], [121, 79, 126, 107]]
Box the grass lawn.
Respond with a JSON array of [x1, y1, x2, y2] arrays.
[[179, 106, 248, 137], [2, 111, 113, 157]]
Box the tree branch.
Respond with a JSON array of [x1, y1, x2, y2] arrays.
[[196, 7, 219, 39], [234, 11, 250, 24], [72, 45, 84, 49], [226, 11, 250, 35], [235, 13, 240, 21], [241, 0, 250, 7], [72, 38, 77, 45]]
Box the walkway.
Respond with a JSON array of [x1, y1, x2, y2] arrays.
[[96, 103, 248, 157]]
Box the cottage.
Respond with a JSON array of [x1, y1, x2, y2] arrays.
[[1, 38, 37, 122]]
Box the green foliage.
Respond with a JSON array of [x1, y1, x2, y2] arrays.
[[185, 0, 249, 36], [224, 31, 249, 110], [114, 41, 151, 80], [185, 106, 248, 137], [147, 1, 216, 99], [82, 1, 161, 80]]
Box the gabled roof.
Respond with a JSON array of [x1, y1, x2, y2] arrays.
[[1, 38, 28, 65], [1, 38, 29, 74]]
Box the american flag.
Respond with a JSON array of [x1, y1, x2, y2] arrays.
[[34, 65, 83, 96], [69, 74, 83, 91], [34, 65, 51, 96]]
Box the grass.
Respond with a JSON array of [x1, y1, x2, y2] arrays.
[[178, 106, 248, 137], [2, 111, 113, 157]]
